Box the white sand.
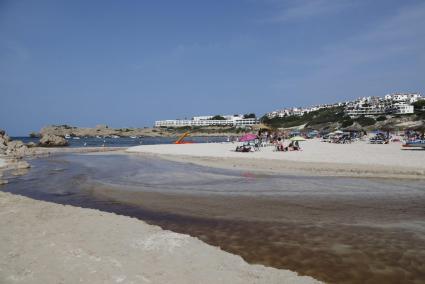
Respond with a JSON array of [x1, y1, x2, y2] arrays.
[[127, 140, 425, 178], [0, 192, 320, 284]]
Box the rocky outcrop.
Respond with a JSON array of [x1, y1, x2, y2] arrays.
[[39, 134, 69, 147], [0, 130, 30, 158], [37, 125, 241, 138], [0, 130, 10, 153], [5, 140, 28, 157], [0, 130, 32, 186]]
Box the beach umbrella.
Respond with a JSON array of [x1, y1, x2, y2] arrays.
[[289, 136, 306, 141], [239, 133, 257, 142], [343, 123, 363, 132], [379, 124, 395, 138]]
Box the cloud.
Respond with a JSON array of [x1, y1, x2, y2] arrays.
[[268, 0, 354, 22]]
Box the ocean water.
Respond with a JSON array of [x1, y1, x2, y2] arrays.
[[2, 153, 425, 284], [12, 136, 228, 147]]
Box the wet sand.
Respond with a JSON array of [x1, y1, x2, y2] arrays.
[[3, 153, 424, 284]]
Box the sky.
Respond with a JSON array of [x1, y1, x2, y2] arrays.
[[1, 0, 424, 135]]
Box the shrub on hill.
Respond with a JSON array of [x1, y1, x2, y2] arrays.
[[306, 106, 346, 126], [414, 112, 425, 120], [355, 116, 376, 127], [412, 100, 425, 111], [376, 116, 387, 121], [261, 106, 348, 128], [341, 117, 354, 128], [261, 115, 304, 128]]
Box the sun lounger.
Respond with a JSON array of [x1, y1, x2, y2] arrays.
[[402, 140, 425, 148]]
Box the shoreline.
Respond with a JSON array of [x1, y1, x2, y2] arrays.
[[0, 146, 126, 184], [0, 191, 320, 284], [126, 140, 425, 180]]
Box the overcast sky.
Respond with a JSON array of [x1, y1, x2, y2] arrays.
[[1, 0, 424, 135]]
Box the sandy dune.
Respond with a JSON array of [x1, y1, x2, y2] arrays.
[[0, 191, 320, 284]]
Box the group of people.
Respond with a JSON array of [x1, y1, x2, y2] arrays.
[[252, 130, 302, 152], [233, 129, 302, 152], [274, 137, 301, 152]]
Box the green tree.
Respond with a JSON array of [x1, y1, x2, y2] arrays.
[[210, 115, 226, 120], [243, 113, 256, 119], [412, 100, 425, 111]]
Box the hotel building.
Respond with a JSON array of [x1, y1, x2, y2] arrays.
[[154, 114, 258, 128]]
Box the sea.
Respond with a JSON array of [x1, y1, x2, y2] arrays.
[[13, 136, 229, 147]]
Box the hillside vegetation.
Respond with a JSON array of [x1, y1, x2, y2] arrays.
[[261, 106, 425, 131], [261, 106, 346, 129]]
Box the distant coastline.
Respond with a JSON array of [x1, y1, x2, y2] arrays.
[[34, 124, 244, 138]]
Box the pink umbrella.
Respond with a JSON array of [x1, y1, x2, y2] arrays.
[[239, 133, 258, 142]]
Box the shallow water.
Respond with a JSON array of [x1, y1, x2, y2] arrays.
[[2, 154, 425, 284]]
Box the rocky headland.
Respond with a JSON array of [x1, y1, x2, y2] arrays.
[[36, 124, 243, 138]]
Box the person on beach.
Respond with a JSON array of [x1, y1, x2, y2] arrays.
[[274, 137, 286, 151]]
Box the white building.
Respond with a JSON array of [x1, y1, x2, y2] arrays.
[[155, 114, 258, 128], [345, 93, 419, 117], [267, 105, 325, 118], [384, 93, 422, 104], [345, 103, 387, 117], [388, 102, 414, 114]]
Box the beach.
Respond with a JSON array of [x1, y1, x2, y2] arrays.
[[1, 139, 424, 283], [127, 139, 425, 179], [2, 1, 424, 283]]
